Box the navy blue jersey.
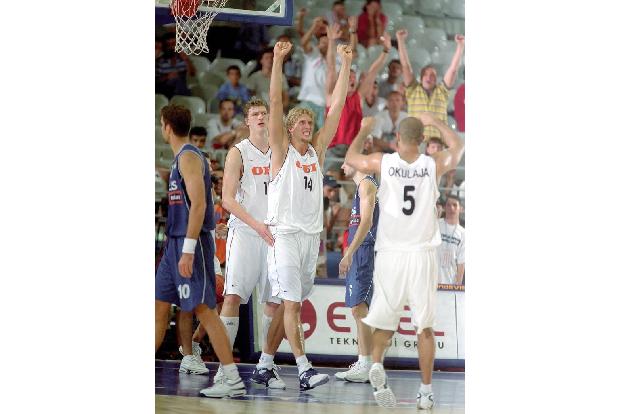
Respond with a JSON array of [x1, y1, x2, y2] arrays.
[[347, 176, 379, 246], [166, 144, 215, 237]]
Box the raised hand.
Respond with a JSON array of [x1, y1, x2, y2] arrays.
[[361, 116, 376, 131], [327, 22, 343, 40], [273, 41, 293, 60], [454, 34, 465, 45], [396, 29, 408, 42], [380, 31, 392, 49], [337, 44, 353, 64], [417, 112, 437, 126], [348, 15, 357, 31]]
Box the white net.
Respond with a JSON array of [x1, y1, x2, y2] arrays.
[[172, 0, 228, 55]]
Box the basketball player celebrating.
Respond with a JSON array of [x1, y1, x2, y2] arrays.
[[155, 104, 246, 398], [335, 159, 379, 383], [209, 97, 286, 389], [344, 114, 464, 408], [266, 41, 353, 390]]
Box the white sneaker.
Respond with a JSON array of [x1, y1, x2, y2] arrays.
[[369, 364, 396, 408], [178, 341, 202, 358], [417, 391, 434, 410], [335, 361, 361, 380], [200, 377, 246, 398], [251, 364, 287, 389], [344, 362, 370, 383], [179, 355, 209, 375], [213, 365, 224, 384]]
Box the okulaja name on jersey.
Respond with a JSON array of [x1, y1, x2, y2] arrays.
[[387, 166, 430, 179]]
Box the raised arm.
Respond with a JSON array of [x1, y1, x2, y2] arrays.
[[443, 34, 465, 88], [396, 29, 414, 87], [348, 15, 358, 53], [418, 112, 465, 179], [222, 148, 274, 246], [296, 8, 307, 38], [269, 41, 293, 173], [358, 32, 391, 98], [177, 151, 207, 278], [314, 44, 352, 167], [344, 116, 383, 175], [301, 16, 322, 54], [338, 179, 377, 276], [325, 23, 342, 96]]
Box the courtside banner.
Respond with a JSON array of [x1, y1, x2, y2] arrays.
[[253, 284, 464, 360]]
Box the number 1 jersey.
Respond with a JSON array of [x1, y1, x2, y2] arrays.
[[265, 144, 323, 234], [227, 139, 271, 229], [375, 152, 441, 252]]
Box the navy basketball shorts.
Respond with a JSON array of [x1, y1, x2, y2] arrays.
[[345, 243, 375, 308], [155, 233, 217, 311]]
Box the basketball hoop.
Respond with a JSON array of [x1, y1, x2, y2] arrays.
[[171, 0, 228, 55]]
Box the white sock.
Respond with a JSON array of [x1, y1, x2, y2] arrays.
[[222, 363, 240, 381], [220, 316, 239, 349], [257, 352, 274, 369], [371, 362, 383, 371], [420, 383, 433, 394], [359, 355, 371, 366], [296, 355, 311, 374], [261, 313, 273, 349]]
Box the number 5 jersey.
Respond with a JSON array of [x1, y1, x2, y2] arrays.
[[375, 152, 441, 252]]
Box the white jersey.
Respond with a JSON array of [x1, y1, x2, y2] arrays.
[[265, 144, 323, 234], [437, 218, 465, 285], [227, 139, 271, 229], [375, 152, 441, 251]]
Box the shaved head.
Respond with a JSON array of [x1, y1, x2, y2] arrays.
[[398, 117, 425, 145]]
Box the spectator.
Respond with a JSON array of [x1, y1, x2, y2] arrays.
[[454, 82, 465, 132], [246, 48, 290, 109], [297, 16, 330, 133], [357, 0, 387, 48], [437, 195, 465, 285], [207, 99, 245, 150], [362, 80, 387, 117], [424, 136, 457, 197], [370, 91, 408, 153], [155, 32, 196, 99], [425, 137, 444, 156], [296, 7, 328, 39], [396, 29, 465, 140], [324, 28, 392, 173], [327, 1, 352, 43], [276, 34, 303, 99], [189, 126, 208, 155], [378, 59, 403, 99], [216, 65, 250, 116]]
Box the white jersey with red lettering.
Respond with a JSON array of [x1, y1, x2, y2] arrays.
[[265, 143, 323, 234], [227, 138, 271, 229], [375, 152, 441, 251]]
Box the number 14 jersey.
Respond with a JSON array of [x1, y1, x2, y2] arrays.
[[265, 143, 323, 234], [375, 152, 441, 252]]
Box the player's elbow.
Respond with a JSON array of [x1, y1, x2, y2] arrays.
[[221, 196, 235, 212]]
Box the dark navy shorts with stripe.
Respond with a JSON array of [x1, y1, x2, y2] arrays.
[[155, 233, 217, 311], [345, 243, 375, 308]]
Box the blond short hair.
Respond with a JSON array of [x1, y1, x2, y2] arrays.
[[285, 106, 315, 133], [398, 117, 425, 145], [243, 97, 269, 118]]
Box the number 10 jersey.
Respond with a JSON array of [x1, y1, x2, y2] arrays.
[[265, 143, 323, 234], [375, 152, 441, 252]]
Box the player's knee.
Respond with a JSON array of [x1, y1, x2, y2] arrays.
[[264, 302, 279, 317], [351, 303, 368, 320], [223, 294, 242, 307], [283, 300, 301, 313]]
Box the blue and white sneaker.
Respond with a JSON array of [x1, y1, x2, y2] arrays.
[[299, 367, 329, 391], [251, 365, 287, 389]]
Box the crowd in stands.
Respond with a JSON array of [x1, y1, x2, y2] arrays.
[[155, 0, 465, 284]]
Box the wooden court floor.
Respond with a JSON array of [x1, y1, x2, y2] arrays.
[[156, 360, 464, 413]]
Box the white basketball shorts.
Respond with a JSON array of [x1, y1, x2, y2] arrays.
[[224, 225, 281, 305], [362, 249, 438, 332], [267, 229, 320, 303]]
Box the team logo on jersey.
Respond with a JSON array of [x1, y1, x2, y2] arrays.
[[168, 180, 178, 191], [251, 166, 270, 175], [295, 160, 317, 173]]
